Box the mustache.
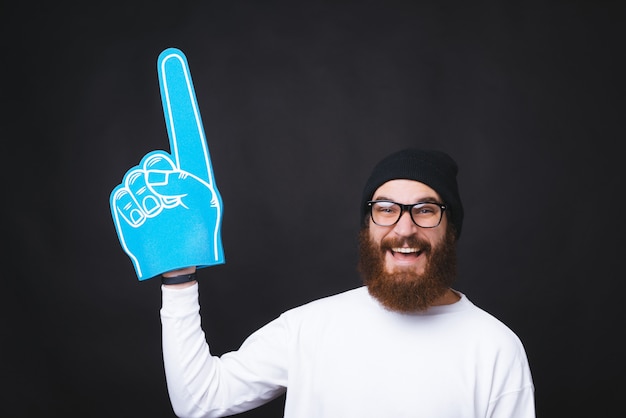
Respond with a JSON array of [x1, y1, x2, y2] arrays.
[[380, 236, 432, 252]]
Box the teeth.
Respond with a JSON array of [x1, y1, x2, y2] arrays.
[[392, 248, 419, 254]]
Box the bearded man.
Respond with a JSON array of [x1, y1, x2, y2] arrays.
[[159, 149, 536, 418]]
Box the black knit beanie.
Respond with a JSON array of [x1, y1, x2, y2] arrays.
[[360, 148, 464, 239]]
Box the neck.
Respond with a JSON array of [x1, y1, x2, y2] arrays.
[[431, 288, 460, 306]]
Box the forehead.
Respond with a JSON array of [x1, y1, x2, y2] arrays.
[[373, 179, 442, 202]]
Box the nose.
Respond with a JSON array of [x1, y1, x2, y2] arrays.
[[392, 210, 418, 236]]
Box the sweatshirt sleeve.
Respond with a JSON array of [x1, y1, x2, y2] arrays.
[[487, 331, 536, 418], [488, 385, 535, 418], [160, 283, 287, 418]]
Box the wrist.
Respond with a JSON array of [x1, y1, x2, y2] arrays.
[[161, 270, 197, 286]]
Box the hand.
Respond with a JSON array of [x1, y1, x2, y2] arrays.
[[110, 48, 225, 281]]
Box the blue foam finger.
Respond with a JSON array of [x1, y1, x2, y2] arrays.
[[110, 48, 225, 280], [158, 49, 217, 186]]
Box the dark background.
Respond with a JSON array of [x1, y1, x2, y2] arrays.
[[4, 1, 624, 416]]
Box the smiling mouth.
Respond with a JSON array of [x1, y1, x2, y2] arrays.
[[391, 247, 422, 257]]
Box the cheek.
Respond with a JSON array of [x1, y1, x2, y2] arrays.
[[367, 226, 387, 246], [431, 228, 449, 247]]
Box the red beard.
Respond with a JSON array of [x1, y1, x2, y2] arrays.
[[357, 227, 457, 312]]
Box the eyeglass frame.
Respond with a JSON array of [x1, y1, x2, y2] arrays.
[[366, 200, 447, 228]]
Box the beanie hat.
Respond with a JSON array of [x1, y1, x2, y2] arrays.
[[360, 148, 464, 238]]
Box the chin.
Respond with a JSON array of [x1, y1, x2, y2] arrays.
[[385, 262, 426, 277]]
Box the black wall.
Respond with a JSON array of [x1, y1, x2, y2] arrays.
[[5, 1, 624, 416]]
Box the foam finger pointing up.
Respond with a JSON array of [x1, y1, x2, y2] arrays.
[[157, 48, 215, 186]]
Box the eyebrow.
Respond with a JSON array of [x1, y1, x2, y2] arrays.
[[373, 195, 443, 204]]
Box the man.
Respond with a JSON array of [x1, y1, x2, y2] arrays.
[[159, 148, 535, 417]]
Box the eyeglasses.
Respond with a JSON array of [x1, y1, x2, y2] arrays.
[[367, 200, 447, 228]]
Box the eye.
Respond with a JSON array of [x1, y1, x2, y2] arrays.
[[413, 203, 437, 216], [373, 202, 399, 215]]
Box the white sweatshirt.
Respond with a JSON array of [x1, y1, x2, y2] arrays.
[[161, 284, 535, 418]]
